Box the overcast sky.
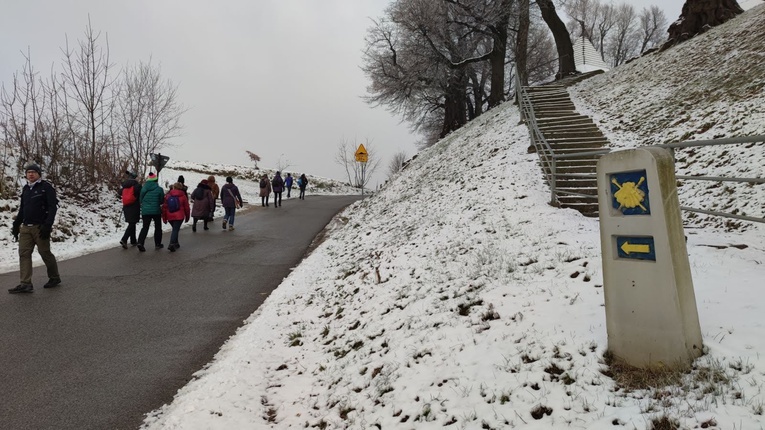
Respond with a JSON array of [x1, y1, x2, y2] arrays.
[[0, 0, 684, 186]]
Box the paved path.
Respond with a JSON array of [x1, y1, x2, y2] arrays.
[[0, 195, 362, 430]]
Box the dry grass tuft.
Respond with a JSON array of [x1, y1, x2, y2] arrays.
[[602, 351, 685, 391]]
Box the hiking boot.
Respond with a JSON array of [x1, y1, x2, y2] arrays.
[[120, 240, 128, 249], [137, 244, 146, 252], [43, 278, 62, 289], [155, 244, 164, 250], [168, 244, 177, 252], [228, 226, 235, 231], [9, 284, 33, 294], [203, 225, 209, 231], [222, 220, 227, 230]]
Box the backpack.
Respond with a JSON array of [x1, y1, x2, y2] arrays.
[[166, 194, 181, 213], [122, 185, 137, 206]]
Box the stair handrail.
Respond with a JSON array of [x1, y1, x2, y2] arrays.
[[515, 70, 559, 205]]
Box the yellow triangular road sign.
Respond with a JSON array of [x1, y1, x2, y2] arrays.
[[355, 144, 368, 162]]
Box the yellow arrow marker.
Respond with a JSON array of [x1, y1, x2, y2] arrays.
[[620, 241, 650, 255]]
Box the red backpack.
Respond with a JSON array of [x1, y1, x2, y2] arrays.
[[122, 185, 137, 206]]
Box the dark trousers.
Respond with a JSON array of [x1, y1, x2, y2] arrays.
[[261, 196, 269, 206], [286, 187, 291, 198], [18, 225, 59, 285], [192, 216, 210, 229], [299, 187, 306, 199], [274, 191, 282, 206], [169, 220, 182, 246], [138, 214, 163, 246], [121, 222, 137, 245]]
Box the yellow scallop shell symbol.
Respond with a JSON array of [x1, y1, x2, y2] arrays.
[[611, 177, 647, 212]]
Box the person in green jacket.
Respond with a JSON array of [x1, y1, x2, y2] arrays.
[[136, 172, 166, 252]]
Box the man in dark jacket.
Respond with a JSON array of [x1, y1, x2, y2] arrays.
[[9, 163, 61, 293], [119, 170, 142, 248]]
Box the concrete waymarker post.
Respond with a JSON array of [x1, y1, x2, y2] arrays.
[[597, 147, 702, 369]]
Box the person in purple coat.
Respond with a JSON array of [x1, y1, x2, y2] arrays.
[[271, 171, 284, 207], [220, 176, 243, 231], [190, 179, 215, 232]]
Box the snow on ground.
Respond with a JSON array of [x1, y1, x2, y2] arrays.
[[1, 4, 764, 430], [138, 97, 765, 429]]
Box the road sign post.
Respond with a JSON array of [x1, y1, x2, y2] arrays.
[[150, 153, 170, 183], [355, 144, 368, 195], [597, 147, 702, 369]]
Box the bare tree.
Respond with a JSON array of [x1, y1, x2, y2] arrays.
[[115, 59, 185, 177], [245, 150, 261, 169], [275, 154, 292, 173], [59, 17, 116, 183], [606, 3, 639, 66], [335, 137, 382, 189], [594, 2, 616, 60], [638, 6, 668, 53], [516, 0, 531, 86], [387, 150, 409, 180], [564, 0, 601, 43]]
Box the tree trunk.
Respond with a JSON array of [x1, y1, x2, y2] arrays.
[[487, 0, 512, 108], [516, 0, 530, 87], [537, 0, 578, 79], [440, 71, 468, 138], [664, 0, 743, 48]]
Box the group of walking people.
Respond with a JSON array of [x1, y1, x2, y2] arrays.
[[259, 172, 308, 208], [9, 163, 308, 294], [258, 172, 308, 207], [119, 172, 243, 253]]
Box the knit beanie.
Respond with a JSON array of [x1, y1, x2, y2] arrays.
[[24, 163, 42, 175], [147, 172, 158, 181], [178, 175, 185, 184]]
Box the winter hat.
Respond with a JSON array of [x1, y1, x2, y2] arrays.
[[178, 175, 185, 184], [226, 176, 233, 183], [125, 170, 137, 179], [24, 163, 42, 175], [201, 179, 209, 185], [147, 172, 158, 181]]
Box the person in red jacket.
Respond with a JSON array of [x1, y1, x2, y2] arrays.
[[162, 182, 191, 252]]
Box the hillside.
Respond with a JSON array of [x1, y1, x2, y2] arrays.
[[570, 3, 765, 229], [140, 6, 765, 430]]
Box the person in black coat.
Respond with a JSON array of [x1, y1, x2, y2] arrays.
[[119, 170, 142, 248], [9, 163, 61, 293]]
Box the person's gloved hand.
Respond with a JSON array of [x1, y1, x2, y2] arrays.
[[11, 225, 19, 242], [39, 224, 52, 241]]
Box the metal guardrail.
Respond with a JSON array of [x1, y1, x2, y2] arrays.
[[515, 71, 557, 204], [515, 72, 765, 224]]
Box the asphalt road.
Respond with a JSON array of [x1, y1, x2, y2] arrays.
[[0, 194, 362, 430]]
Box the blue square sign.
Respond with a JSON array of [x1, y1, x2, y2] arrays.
[[610, 170, 651, 215]]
